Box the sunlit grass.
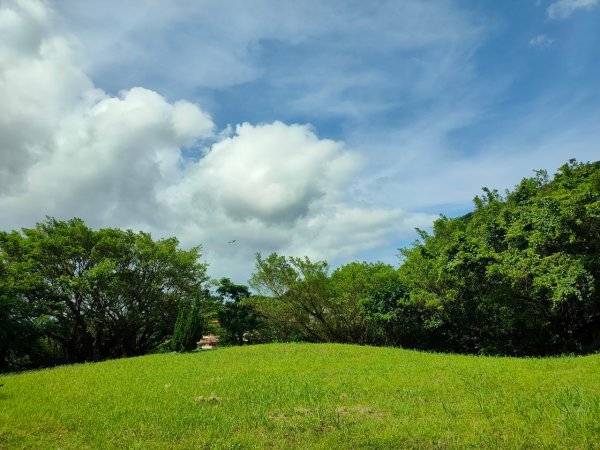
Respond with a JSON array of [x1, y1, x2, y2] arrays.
[[1, 343, 599, 448]]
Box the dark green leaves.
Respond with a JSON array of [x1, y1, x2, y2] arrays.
[[0, 217, 208, 369]]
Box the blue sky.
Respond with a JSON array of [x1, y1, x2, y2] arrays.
[[1, 0, 599, 282], [58, 0, 600, 146]]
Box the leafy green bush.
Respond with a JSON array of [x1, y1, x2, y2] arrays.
[[398, 160, 600, 355]]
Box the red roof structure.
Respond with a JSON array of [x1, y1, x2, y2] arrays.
[[198, 334, 219, 349]]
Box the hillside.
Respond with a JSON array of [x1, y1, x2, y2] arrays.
[[1, 344, 599, 448]]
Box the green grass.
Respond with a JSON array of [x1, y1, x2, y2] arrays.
[[1, 344, 600, 449]]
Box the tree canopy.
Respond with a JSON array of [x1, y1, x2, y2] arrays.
[[0, 218, 207, 370], [248, 160, 600, 356], [396, 160, 600, 354]]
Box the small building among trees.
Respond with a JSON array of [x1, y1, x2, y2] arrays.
[[198, 334, 219, 350]]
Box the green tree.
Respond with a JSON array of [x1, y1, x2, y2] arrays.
[[328, 261, 400, 344], [171, 297, 203, 352], [398, 160, 600, 355], [0, 286, 44, 371], [0, 217, 208, 366], [216, 278, 258, 345], [249, 253, 337, 342], [249, 256, 402, 344]]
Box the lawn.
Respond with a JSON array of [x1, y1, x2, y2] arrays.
[[1, 343, 599, 449]]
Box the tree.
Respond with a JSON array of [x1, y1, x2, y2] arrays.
[[216, 278, 258, 345], [328, 261, 401, 344], [0, 217, 208, 366], [249, 253, 337, 342], [249, 256, 402, 344], [397, 160, 600, 355], [171, 297, 204, 352], [0, 286, 44, 371]]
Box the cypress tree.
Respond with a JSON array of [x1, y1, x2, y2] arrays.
[[171, 300, 203, 352], [171, 302, 188, 352]]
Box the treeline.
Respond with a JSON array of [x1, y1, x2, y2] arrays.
[[1, 160, 599, 371], [0, 217, 263, 371], [247, 160, 600, 355]]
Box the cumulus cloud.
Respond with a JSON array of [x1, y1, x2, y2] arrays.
[[547, 0, 598, 19], [0, 0, 427, 282], [159, 121, 428, 277], [0, 0, 214, 225], [166, 122, 358, 223], [3, 87, 214, 226], [0, 0, 93, 192]]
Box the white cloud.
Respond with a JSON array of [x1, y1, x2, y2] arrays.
[[164, 122, 357, 223], [158, 121, 431, 277], [0, 0, 93, 193], [529, 34, 555, 47], [0, 0, 427, 282], [547, 0, 598, 19], [6, 87, 214, 226]]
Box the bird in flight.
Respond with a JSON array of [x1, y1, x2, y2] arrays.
[[227, 239, 236, 244]]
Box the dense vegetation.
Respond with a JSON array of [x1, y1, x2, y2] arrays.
[[1, 160, 599, 371], [0, 219, 208, 371], [249, 160, 600, 356], [396, 160, 600, 355], [1, 344, 599, 448]]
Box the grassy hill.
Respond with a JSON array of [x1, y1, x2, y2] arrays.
[[1, 344, 599, 449]]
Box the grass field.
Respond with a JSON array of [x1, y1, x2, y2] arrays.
[[1, 343, 599, 449]]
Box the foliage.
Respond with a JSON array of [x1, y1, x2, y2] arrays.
[[215, 278, 260, 345], [398, 160, 600, 355], [249, 253, 334, 342], [249, 254, 403, 344], [0, 217, 207, 368], [249, 160, 600, 355], [328, 261, 402, 344], [170, 298, 204, 352], [0, 286, 44, 371], [1, 344, 599, 448]]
